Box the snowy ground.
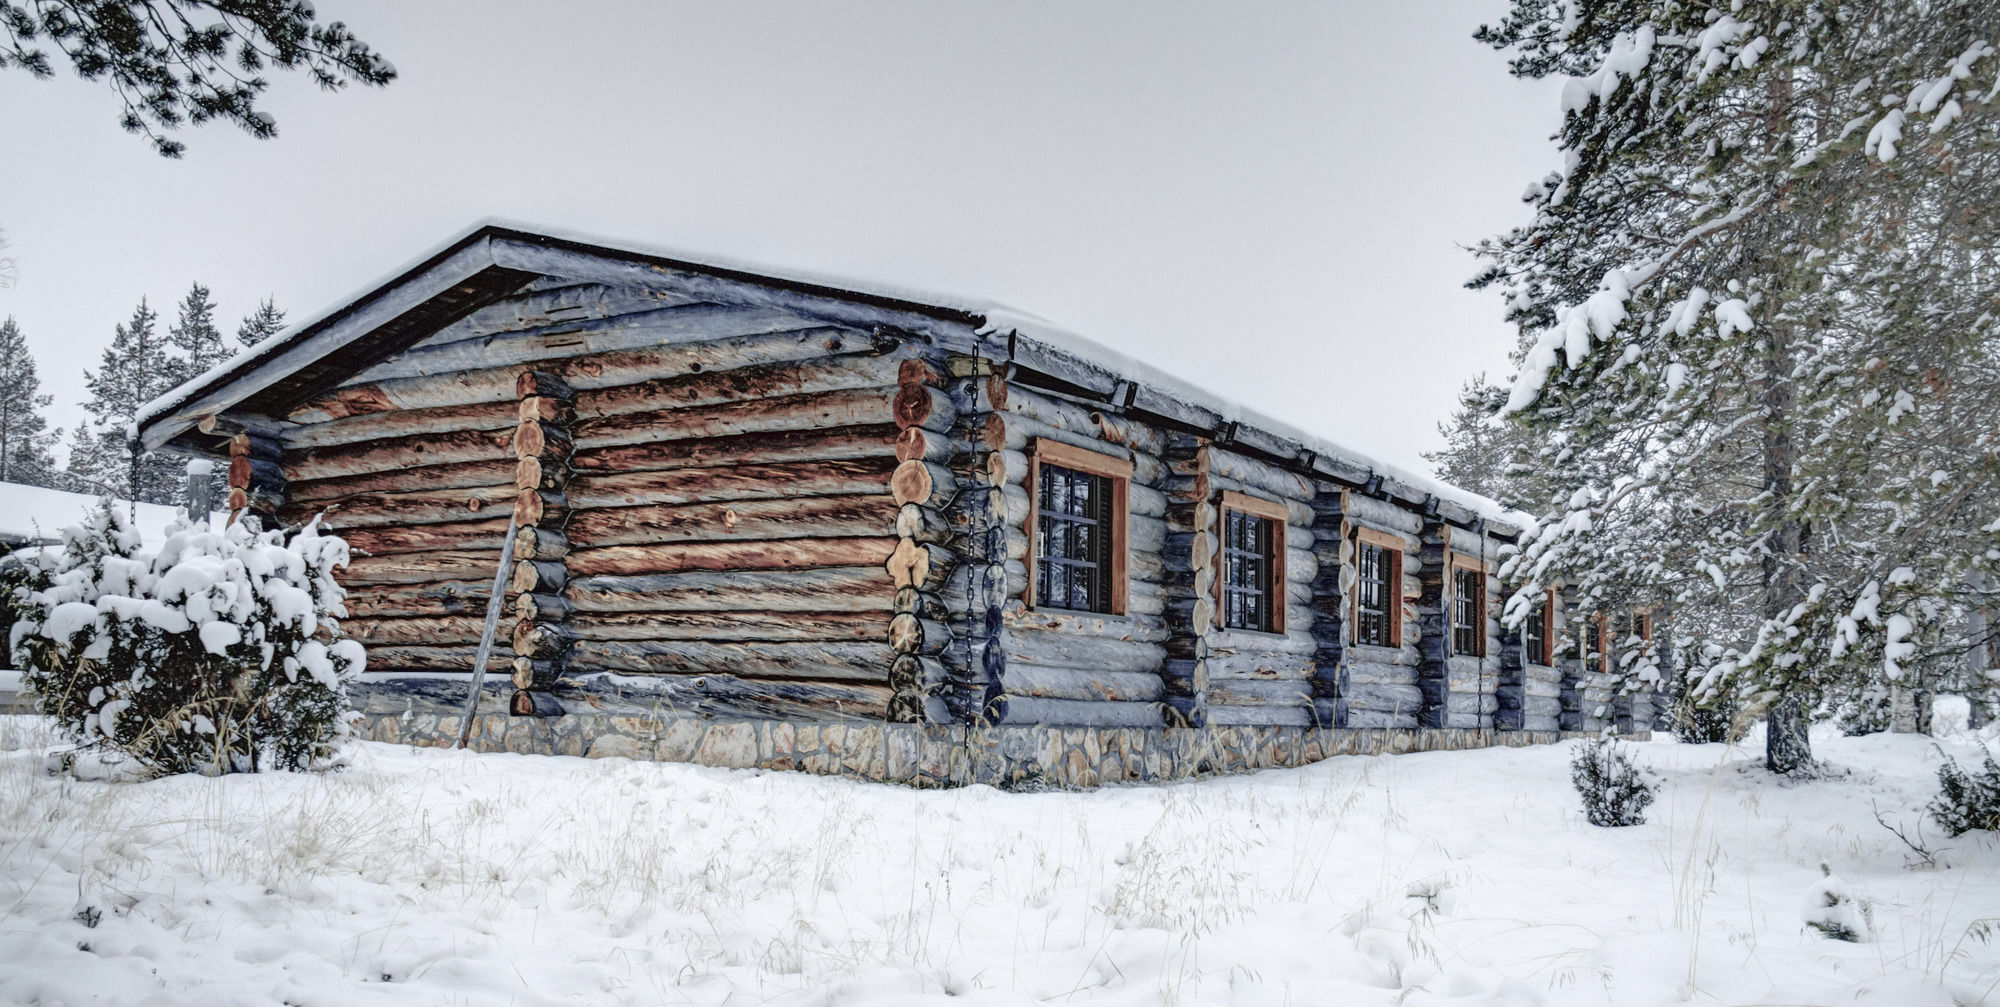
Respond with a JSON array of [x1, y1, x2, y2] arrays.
[[1, 717, 1995, 1007]]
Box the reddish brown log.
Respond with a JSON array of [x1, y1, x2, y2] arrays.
[[982, 413, 1007, 451], [568, 425, 897, 475], [518, 395, 576, 425], [572, 386, 897, 448], [341, 579, 494, 619], [510, 559, 567, 594], [515, 370, 575, 401], [285, 484, 516, 529], [514, 456, 568, 491], [566, 457, 894, 509], [340, 518, 515, 557], [566, 537, 898, 577], [289, 459, 516, 505], [282, 400, 518, 450], [898, 356, 943, 388], [573, 354, 903, 421], [894, 426, 955, 464], [511, 620, 574, 659], [514, 420, 572, 462], [566, 495, 897, 547], [516, 488, 567, 527], [342, 551, 504, 586], [513, 526, 569, 560], [342, 615, 492, 646], [885, 538, 953, 592], [287, 428, 515, 483], [890, 460, 955, 508], [893, 384, 953, 430], [986, 375, 1009, 411]]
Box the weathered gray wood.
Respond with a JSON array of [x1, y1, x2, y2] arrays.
[[566, 457, 893, 511], [1002, 629, 1166, 675], [342, 579, 494, 619], [567, 610, 884, 642], [342, 615, 493, 646], [573, 353, 908, 423], [1000, 665, 1163, 703], [288, 459, 516, 505], [287, 427, 516, 483], [567, 639, 892, 681], [894, 503, 953, 544], [570, 425, 897, 477], [998, 602, 1171, 643], [1205, 678, 1317, 707], [565, 567, 893, 614], [1204, 704, 1314, 727], [545, 671, 891, 721], [340, 518, 516, 557], [1199, 651, 1314, 680], [297, 484, 518, 530], [573, 386, 899, 451], [344, 550, 504, 585], [284, 399, 519, 449], [1341, 493, 1425, 536], [1205, 445, 1314, 502], [991, 696, 1164, 728], [456, 508, 519, 748]]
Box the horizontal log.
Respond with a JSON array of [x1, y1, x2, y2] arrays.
[[894, 383, 957, 431], [1003, 629, 1166, 675], [511, 620, 574, 659], [565, 567, 893, 614], [568, 495, 897, 547], [519, 394, 576, 427], [510, 559, 567, 594], [514, 526, 569, 561], [568, 537, 897, 577], [1343, 681, 1424, 713], [571, 430, 897, 489], [1347, 658, 1419, 686], [1203, 704, 1314, 727], [894, 426, 959, 465], [515, 455, 569, 492], [1341, 493, 1425, 536], [554, 670, 890, 721], [295, 483, 520, 530], [885, 538, 954, 592], [891, 459, 956, 509], [361, 644, 484, 671], [341, 579, 495, 619], [1206, 678, 1316, 707], [341, 615, 491, 647], [1205, 445, 1314, 503], [514, 420, 573, 462], [1200, 651, 1314, 680], [567, 610, 885, 643], [998, 602, 1171, 643], [342, 551, 505, 586], [1000, 665, 1163, 703], [1085, 410, 1167, 457], [283, 399, 519, 450], [511, 658, 563, 691], [574, 352, 904, 421], [340, 518, 515, 557], [517, 369, 576, 401], [567, 456, 894, 510], [509, 689, 566, 718], [567, 640, 892, 681], [888, 614, 952, 655], [990, 696, 1163, 728], [989, 412, 1168, 485], [572, 386, 897, 451], [336, 305, 865, 393], [287, 427, 515, 483], [894, 504, 952, 544], [288, 459, 516, 507], [514, 591, 570, 623], [515, 489, 567, 527]]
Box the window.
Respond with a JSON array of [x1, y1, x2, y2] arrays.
[[1634, 610, 1654, 642], [1352, 528, 1403, 648], [1217, 490, 1288, 634], [1451, 560, 1485, 657], [1587, 613, 1610, 673], [1026, 439, 1130, 614], [1524, 590, 1552, 666]]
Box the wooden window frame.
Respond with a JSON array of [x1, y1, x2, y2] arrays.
[[1524, 586, 1557, 667], [1215, 489, 1288, 635], [1587, 612, 1611, 674], [1634, 608, 1655, 643], [1024, 438, 1131, 615], [1448, 553, 1488, 658], [1350, 526, 1404, 649]]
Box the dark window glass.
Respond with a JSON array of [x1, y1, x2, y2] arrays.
[[1355, 540, 1395, 647], [1587, 617, 1605, 669], [1452, 567, 1484, 656], [1035, 463, 1112, 612], [1221, 510, 1275, 632], [1525, 596, 1548, 665]]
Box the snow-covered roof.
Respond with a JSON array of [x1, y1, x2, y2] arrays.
[[134, 219, 1530, 532], [0, 482, 191, 549]]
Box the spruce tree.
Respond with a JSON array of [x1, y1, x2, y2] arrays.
[[59, 425, 113, 496], [167, 283, 231, 383], [80, 299, 182, 504], [1424, 375, 1535, 506], [1472, 3, 1999, 775], [0, 316, 59, 488], [236, 297, 286, 348]]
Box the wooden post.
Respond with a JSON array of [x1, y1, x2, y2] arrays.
[[510, 370, 575, 707], [455, 509, 519, 748], [226, 431, 285, 528]]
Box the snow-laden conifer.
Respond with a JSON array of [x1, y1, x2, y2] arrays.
[[9, 504, 364, 774], [1473, 1, 2000, 775]]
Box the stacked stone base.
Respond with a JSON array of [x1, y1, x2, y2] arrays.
[[351, 681, 1635, 789]]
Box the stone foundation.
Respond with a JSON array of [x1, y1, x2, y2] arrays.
[[352, 682, 1634, 789]]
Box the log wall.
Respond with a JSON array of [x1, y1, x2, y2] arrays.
[[280, 286, 910, 719]]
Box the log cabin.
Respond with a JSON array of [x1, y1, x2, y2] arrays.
[[133, 222, 1655, 786]]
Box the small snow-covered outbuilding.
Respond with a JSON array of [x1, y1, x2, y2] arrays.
[[132, 223, 1652, 786]]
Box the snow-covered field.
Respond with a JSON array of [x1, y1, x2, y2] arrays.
[[2, 717, 1995, 1007]]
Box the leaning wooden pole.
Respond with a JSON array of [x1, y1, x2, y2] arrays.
[[455, 509, 521, 750]]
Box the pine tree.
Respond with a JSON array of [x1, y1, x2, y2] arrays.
[[1424, 375, 1536, 506], [80, 299, 183, 504], [236, 297, 286, 348], [59, 425, 111, 496], [1472, 3, 2000, 775], [0, 316, 59, 487], [167, 283, 231, 384]]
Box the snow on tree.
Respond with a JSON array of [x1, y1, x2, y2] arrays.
[[0, 315, 60, 488], [78, 298, 184, 504], [236, 297, 286, 348], [9, 502, 363, 774], [1424, 375, 1535, 506], [1473, 2, 1999, 775], [167, 282, 231, 381], [0, 0, 396, 157]]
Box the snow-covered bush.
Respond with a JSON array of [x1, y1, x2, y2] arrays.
[[1570, 736, 1655, 827], [1801, 864, 1874, 942], [8, 502, 364, 775], [1928, 750, 2000, 837]]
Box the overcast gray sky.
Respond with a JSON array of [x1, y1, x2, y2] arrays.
[[2, 0, 1560, 475]]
